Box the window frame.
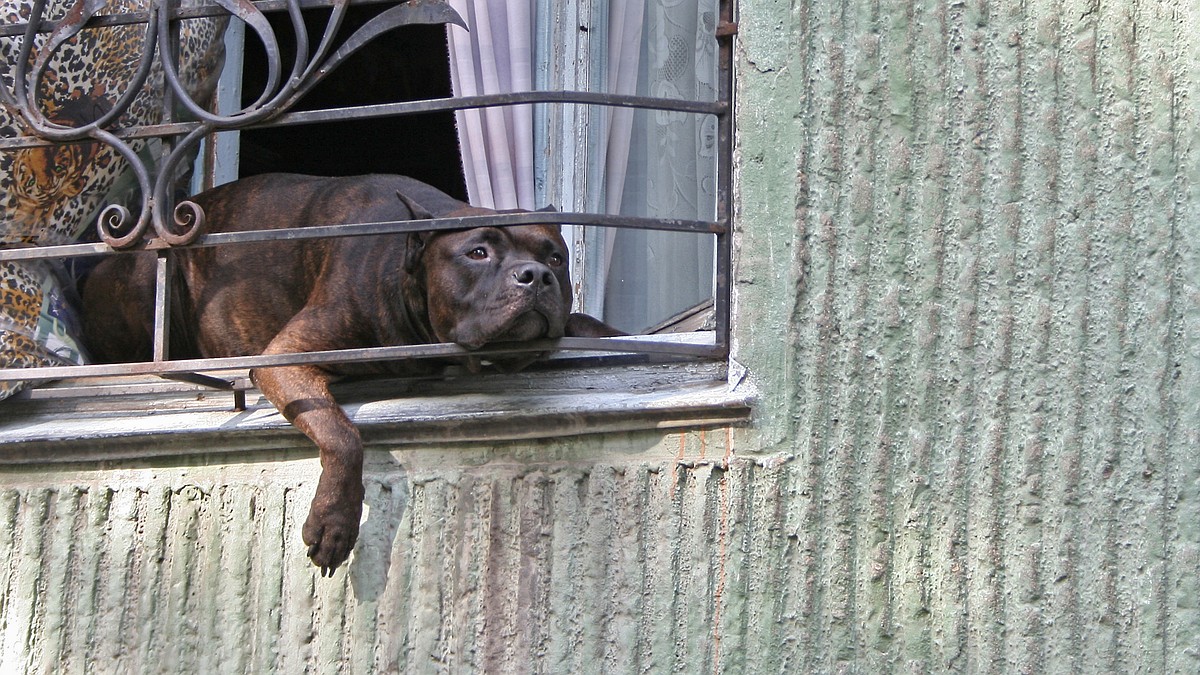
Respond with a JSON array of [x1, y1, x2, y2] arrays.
[[0, 0, 737, 405]]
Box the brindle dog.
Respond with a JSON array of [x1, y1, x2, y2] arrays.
[[83, 173, 620, 574]]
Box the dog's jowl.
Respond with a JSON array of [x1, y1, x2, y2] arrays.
[[83, 173, 621, 575]]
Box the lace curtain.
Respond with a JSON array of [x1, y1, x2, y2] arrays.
[[602, 0, 718, 331], [447, 0, 718, 332]]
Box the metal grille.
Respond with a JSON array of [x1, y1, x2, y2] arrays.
[[0, 0, 736, 398]]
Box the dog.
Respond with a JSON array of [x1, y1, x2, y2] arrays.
[[83, 173, 621, 575]]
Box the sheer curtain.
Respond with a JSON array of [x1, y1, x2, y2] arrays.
[[602, 0, 718, 331], [446, 0, 536, 210], [601, 1, 647, 215], [447, 0, 718, 332]]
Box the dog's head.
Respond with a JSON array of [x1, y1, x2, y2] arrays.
[[401, 201, 573, 369]]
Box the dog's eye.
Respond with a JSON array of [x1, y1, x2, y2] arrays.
[[547, 253, 565, 267], [466, 247, 489, 260]]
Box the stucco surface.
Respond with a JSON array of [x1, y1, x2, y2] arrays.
[[1, 0, 1198, 672], [734, 0, 1199, 670]]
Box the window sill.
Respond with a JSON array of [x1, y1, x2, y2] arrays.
[[0, 357, 753, 464]]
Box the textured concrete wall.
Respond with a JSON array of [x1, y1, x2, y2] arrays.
[[1, 0, 1198, 672], [734, 0, 1200, 671]]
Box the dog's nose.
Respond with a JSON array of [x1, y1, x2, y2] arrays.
[[512, 262, 555, 288]]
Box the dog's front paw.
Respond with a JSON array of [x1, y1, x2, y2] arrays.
[[302, 490, 363, 577]]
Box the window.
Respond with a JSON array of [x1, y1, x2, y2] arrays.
[[444, 0, 724, 334], [0, 0, 736, 411]]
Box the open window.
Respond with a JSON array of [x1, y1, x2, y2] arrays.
[[230, 3, 466, 195], [216, 0, 724, 335], [0, 0, 737, 419]]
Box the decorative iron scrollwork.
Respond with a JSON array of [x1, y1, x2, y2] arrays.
[[1, 0, 466, 249]]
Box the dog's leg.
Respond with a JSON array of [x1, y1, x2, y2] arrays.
[[565, 312, 626, 337], [250, 314, 365, 576], [252, 363, 363, 575]]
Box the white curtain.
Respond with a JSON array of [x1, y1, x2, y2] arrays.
[[602, 0, 719, 331], [447, 0, 536, 210], [601, 1, 646, 215], [447, 0, 718, 332]]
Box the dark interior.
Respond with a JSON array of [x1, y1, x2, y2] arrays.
[[238, 5, 467, 201]]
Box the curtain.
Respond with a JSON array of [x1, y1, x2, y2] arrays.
[[601, 0, 647, 215], [601, 0, 719, 331], [572, 0, 645, 320], [446, 0, 536, 210], [447, 0, 718, 332]]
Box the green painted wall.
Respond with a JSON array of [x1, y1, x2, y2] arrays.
[[732, 0, 1200, 670], [1, 0, 1198, 672]]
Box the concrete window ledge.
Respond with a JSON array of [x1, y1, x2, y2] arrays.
[[0, 359, 753, 464]]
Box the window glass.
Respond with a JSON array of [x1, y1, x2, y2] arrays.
[[602, 1, 719, 332]]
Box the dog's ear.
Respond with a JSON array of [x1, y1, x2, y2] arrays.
[[396, 191, 435, 220], [398, 191, 436, 273], [405, 231, 430, 273], [536, 204, 558, 213]]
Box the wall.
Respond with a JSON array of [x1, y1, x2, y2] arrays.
[[1, 0, 1198, 672], [735, 0, 1199, 670]]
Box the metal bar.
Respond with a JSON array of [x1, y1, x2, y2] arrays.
[[150, 13, 179, 362], [10, 376, 248, 400], [0, 337, 724, 384], [0, 213, 726, 263], [152, 251, 173, 362], [0, 0, 405, 37], [713, 0, 737, 356], [163, 372, 239, 390], [0, 91, 725, 151]]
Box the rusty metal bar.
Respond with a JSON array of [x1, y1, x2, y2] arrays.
[[713, 0, 737, 356], [0, 91, 725, 151], [152, 251, 173, 362], [0, 337, 724, 384], [0, 212, 726, 264]]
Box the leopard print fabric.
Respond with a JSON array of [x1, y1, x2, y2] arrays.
[[1, 0, 227, 245], [1, 0, 227, 399]]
